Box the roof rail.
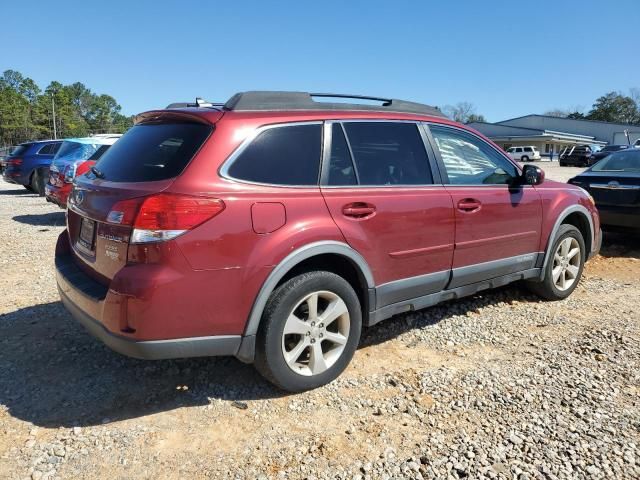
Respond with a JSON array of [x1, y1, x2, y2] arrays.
[[223, 91, 444, 117]]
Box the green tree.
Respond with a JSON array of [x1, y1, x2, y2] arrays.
[[587, 92, 639, 124]]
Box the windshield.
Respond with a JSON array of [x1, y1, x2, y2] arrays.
[[93, 123, 212, 182], [53, 141, 101, 163], [592, 150, 640, 172]]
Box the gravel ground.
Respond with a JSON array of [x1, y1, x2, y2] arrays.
[[0, 176, 638, 480]]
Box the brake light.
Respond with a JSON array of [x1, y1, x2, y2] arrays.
[[7, 158, 22, 166], [107, 193, 225, 244]]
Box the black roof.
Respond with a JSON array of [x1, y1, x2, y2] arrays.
[[167, 91, 445, 117]]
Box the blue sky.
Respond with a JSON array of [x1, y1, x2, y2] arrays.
[[2, 0, 638, 121]]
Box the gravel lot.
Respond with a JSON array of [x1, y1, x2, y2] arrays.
[[0, 166, 638, 480]]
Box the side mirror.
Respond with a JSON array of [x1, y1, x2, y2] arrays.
[[522, 164, 545, 185]]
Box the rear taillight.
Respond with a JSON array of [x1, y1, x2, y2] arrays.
[[108, 193, 225, 244], [63, 164, 77, 183], [7, 158, 22, 166]]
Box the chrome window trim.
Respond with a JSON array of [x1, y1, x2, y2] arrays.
[[218, 120, 324, 189], [424, 121, 525, 187], [320, 119, 438, 188]]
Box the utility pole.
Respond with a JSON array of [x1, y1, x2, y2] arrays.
[[51, 94, 57, 140]]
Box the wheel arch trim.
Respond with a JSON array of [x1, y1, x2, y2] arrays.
[[540, 204, 593, 278], [242, 241, 375, 338]]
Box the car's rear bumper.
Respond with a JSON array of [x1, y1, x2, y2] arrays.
[[55, 235, 243, 360], [2, 170, 27, 185], [45, 183, 71, 208]]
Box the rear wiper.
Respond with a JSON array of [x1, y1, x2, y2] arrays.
[[91, 166, 105, 179]]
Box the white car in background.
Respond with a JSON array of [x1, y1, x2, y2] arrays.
[[506, 146, 541, 162]]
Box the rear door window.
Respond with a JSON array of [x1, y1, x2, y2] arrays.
[[226, 123, 322, 185], [94, 123, 212, 182], [339, 122, 432, 185], [37, 144, 55, 155]]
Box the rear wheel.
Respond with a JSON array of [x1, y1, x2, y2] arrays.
[[255, 271, 362, 392], [24, 184, 34, 192], [521, 155, 530, 162], [30, 168, 46, 196], [527, 224, 585, 300]]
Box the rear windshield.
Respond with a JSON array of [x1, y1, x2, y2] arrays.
[[9, 144, 30, 156], [93, 123, 212, 182], [54, 141, 100, 162], [592, 150, 640, 172]]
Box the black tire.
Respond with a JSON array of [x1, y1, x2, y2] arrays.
[[526, 224, 586, 300], [31, 168, 46, 196], [559, 161, 566, 167], [521, 155, 530, 162], [24, 184, 34, 192], [254, 271, 362, 392]]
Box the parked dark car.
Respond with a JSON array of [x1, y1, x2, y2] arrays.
[[589, 145, 630, 164], [568, 148, 640, 232], [559, 145, 593, 167], [55, 91, 600, 392], [2, 140, 62, 194]]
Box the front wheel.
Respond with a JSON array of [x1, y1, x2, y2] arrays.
[[526, 224, 585, 300], [255, 271, 362, 392]]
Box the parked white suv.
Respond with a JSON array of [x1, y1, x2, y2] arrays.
[[506, 146, 541, 162]]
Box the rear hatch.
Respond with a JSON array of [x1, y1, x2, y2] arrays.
[[67, 112, 220, 283]]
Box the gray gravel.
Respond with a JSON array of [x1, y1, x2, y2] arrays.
[[0, 180, 638, 480]]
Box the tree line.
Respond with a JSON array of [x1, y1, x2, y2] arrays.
[[445, 89, 640, 125], [545, 89, 640, 124], [0, 69, 133, 147]]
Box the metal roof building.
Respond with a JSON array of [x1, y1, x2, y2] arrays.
[[469, 115, 640, 158]]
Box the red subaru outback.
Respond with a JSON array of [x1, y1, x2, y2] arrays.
[[55, 92, 601, 391]]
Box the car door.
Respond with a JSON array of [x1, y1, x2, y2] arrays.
[[426, 124, 543, 288], [320, 121, 455, 309]]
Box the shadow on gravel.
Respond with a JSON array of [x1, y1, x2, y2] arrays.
[[600, 231, 640, 259], [0, 188, 33, 196], [0, 287, 535, 428], [0, 301, 284, 428], [12, 212, 66, 227]]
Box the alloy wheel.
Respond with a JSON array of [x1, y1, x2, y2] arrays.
[[281, 290, 350, 376], [552, 237, 581, 291]]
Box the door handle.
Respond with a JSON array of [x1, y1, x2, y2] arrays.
[[342, 202, 376, 218], [457, 198, 482, 212]]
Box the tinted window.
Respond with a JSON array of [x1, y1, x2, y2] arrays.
[[228, 124, 321, 185], [327, 124, 357, 186], [524, 147, 533, 152], [430, 125, 518, 185], [592, 150, 640, 172], [342, 122, 432, 185], [94, 123, 212, 182], [515, 147, 523, 152], [37, 144, 54, 155]]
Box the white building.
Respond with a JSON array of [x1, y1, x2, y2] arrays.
[[469, 115, 640, 157]]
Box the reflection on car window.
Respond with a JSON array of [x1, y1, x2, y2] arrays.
[[592, 150, 640, 172], [430, 125, 517, 185]]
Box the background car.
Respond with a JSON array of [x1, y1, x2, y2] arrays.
[[589, 144, 630, 164], [46, 135, 121, 208], [559, 144, 593, 167], [506, 146, 541, 162], [568, 148, 640, 232], [1, 140, 62, 194]]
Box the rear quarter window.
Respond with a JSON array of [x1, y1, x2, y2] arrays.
[[226, 123, 322, 185], [93, 123, 212, 182]]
